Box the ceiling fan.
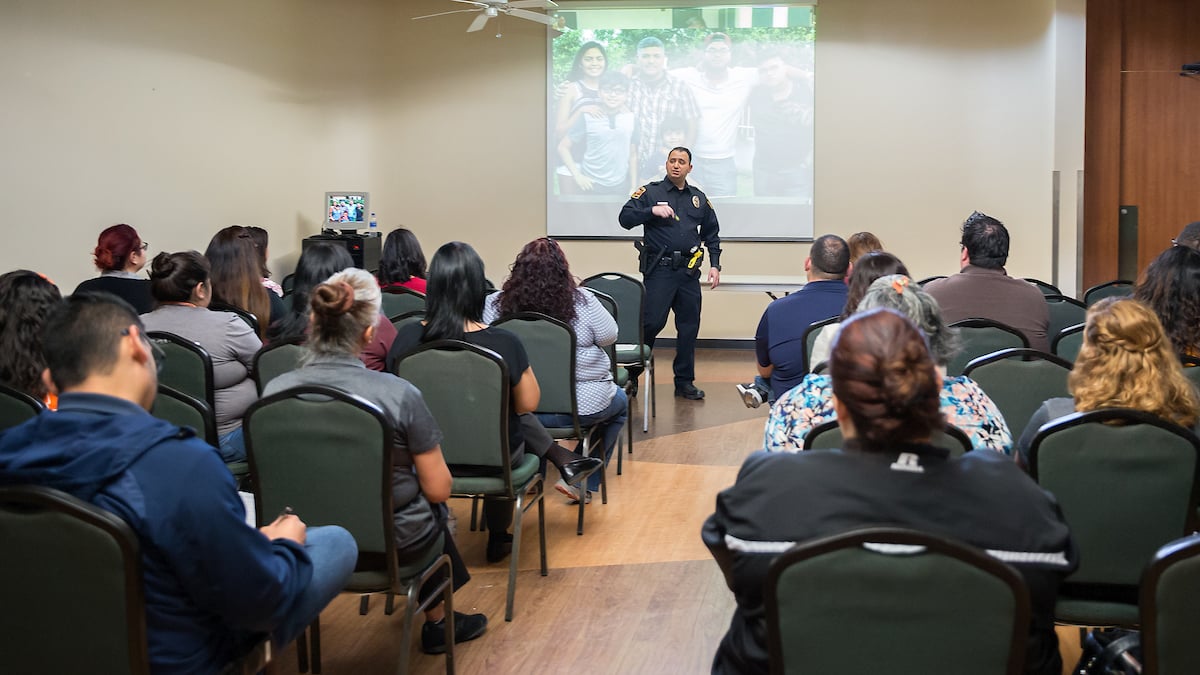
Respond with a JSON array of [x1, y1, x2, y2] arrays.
[[413, 0, 559, 33]]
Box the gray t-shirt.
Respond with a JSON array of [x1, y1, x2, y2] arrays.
[[264, 353, 443, 508]]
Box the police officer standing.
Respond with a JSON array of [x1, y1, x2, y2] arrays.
[[619, 147, 721, 400]]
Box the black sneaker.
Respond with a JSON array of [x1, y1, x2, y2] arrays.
[[674, 383, 705, 400], [735, 383, 763, 408], [421, 611, 488, 654]]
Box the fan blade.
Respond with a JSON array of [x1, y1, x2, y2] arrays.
[[466, 12, 492, 32], [449, 0, 488, 6], [413, 8, 480, 20], [508, 0, 559, 9], [506, 8, 557, 26]]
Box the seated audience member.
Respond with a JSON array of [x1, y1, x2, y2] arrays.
[[140, 251, 260, 462], [268, 242, 396, 371], [0, 270, 62, 408], [704, 307, 1076, 675], [808, 250, 910, 369], [1172, 220, 1200, 251], [847, 231, 883, 263], [737, 235, 849, 408], [765, 275, 1011, 454], [378, 227, 429, 294], [0, 292, 357, 672], [74, 223, 154, 313], [483, 238, 628, 502], [1015, 297, 1199, 468], [924, 211, 1050, 351], [205, 226, 284, 339], [264, 269, 487, 653], [386, 242, 601, 560], [245, 225, 284, 297], [1132, 244, 1200, 360]]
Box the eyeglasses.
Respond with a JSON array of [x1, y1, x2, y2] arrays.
[[138, 242, 149, 252], [122, 327, 165, 374]]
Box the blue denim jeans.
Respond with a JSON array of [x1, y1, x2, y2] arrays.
[[218, 426, 246, 463], [271, 525, 358, 648], [537, 388, 629, 492]]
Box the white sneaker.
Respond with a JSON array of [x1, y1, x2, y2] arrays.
[[736, 383, 763, 409]]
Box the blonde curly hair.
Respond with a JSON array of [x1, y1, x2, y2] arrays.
[[1070, 297, 1199, 428]]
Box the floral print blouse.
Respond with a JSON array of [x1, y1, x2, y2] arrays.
[[763, 373, 1013, 455]]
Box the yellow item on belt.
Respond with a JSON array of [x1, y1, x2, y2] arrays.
[[687, 249, 704, 269]]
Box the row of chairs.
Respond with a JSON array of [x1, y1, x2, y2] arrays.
[[915, 276, 1136, 307]]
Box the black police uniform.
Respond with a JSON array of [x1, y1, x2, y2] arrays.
[[618, 177, 721, 392]]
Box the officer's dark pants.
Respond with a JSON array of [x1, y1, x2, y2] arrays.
[[642, 264, 702, 388]]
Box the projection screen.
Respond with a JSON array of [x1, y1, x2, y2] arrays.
[[547, 4, 815, 241]]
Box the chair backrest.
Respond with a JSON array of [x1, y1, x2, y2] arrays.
[[1142, 535, 1200, 675], [590, 290, 621, 379], [1052, 323, 1084, 363], [380, 286, 426, 320], [245, 385, 394, 562], [0, 383, 43, 431], [492, 312, 579, 428], [803, 419, 973, 456], [251, 337, 306, 395], [916, 275, 947, 286], [962, 348, 1072, 438], [281, 273, 295, 297], [211, 304, 260, 335], [150, 384, 218, 445], [0, 485, 151, 675], [393, 340, 514, 480], [147, 331, 215, 407], [765, 527, 1029, 675], [390, 310, 426, 335], [1030, 409, 1200, 588], [1023, 278, 1062, 296], [581, 272, 646, 350], [945, 319, 1030, 376], [1042, 294, 1087, 342], [1083, 279, 1135, 307], [801, 316, 839, 374]]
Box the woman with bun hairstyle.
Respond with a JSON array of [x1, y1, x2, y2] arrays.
[[0, 270, 62, 408], [264, 268, 488, 654], [140, 251, 261, 462], [377, 228, 428, 294], [204, 226, 285, 340], [1015, 297, 1199, 468], [766, 275, 1011, 454], [74, 223, 154, 313], [704, 308, 1077, 675]]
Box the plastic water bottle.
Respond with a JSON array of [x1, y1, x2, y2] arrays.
[[368, 212, 378, 235]]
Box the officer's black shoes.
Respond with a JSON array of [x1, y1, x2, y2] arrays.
[[675, 383, 705, 400]]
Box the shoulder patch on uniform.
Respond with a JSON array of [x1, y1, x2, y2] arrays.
[[631, 186, 646, 199], [707, 199, 714, 209]]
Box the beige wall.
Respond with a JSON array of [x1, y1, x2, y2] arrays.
[[0, 0, 1085, 339]]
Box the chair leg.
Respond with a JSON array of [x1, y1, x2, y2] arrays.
[[616, 427, 623, 476], [385, 591, 395, 615], [507, 493, 524, 621], [599, 457, 608, 505], [537, 479, 547, 576], [359, 594, 370, 615], [296, 628, 309, 673], [310, 618, 322, 674], [576, 480, 586, 536], [469, 496, 479, 532], [649, 355, 656, 420]]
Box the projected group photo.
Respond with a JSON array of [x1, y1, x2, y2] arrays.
[[547, 6, 816, 240]]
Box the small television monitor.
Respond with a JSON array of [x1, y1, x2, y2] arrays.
[[324, 191, 369, 229]]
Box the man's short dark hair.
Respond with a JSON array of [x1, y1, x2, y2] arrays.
[[810, 234, 850, 278], [669, 146, 692, 163], [960, 211, 1010, 269], [1175, 221, 1200, 250], [42, 292, 142, 391], [637, 36, 664, 52]]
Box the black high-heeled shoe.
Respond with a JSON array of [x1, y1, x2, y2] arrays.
[[558, 456, 602, 487]]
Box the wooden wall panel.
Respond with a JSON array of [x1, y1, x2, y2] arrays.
[[1082, 0, 1123, 289]]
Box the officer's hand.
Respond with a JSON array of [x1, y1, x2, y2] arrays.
[[708, 267, 721, 289], [574, 174, 595, 191], [651, 204, 675, 219]]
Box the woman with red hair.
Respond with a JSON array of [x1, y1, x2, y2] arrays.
[[73, 223, 154, 313]]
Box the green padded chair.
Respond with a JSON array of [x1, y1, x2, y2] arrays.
[[147, 331, 215, 410], [1029, 409, 1200, 627], [581, 273, 654, 434], [393, 340, 547, 622], [251, 337, 306, 395], [916, 275, 947, 286], [149, 385, 249, 485], [765, 528, 1030, 675], [493, 312, 608, 535], [245, 385, 455, 674], [589, 289, 632, 475], [1052, 323, 1085, 363], [1043, 294, 1087, 344], [390, 310, 426, 336], [945, 319, 1029, 376], [803, 419, 973, 456], [1141, 535, 1200, 675], [0, 383, 43, 431], [962, 348, 1072, 442], [801, 316, 839, 375], [381, 287, 427, 321], [1083, 280, 1135, 307], [1023, 278, 1062, 297]]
